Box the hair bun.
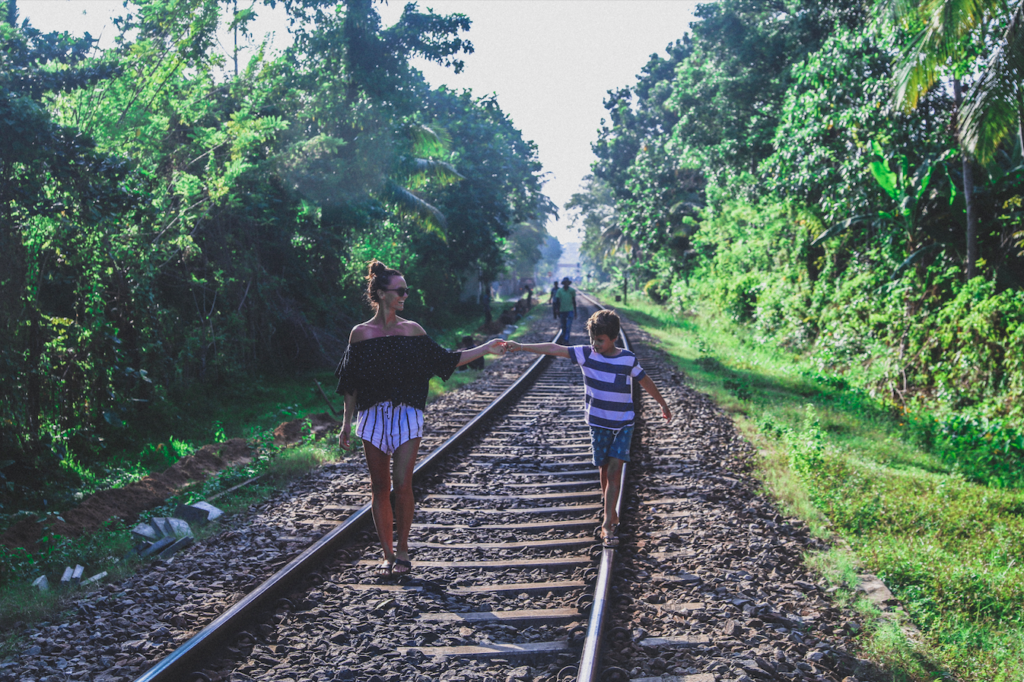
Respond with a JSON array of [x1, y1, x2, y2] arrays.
[[368, 259, 387, 279]]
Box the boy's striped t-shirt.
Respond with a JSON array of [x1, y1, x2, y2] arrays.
[[568, 345, 646, 429]]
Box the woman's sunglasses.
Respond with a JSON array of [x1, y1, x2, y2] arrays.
[[382, 287, 413, 297]]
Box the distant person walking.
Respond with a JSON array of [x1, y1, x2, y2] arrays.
[[554, 277, 578, 344], [549, 280, 559, 319], [335, 260, 506, 576], [506, 309, 671, 545]]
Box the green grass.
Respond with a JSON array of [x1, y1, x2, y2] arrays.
[[598, 292, 1024, 682]]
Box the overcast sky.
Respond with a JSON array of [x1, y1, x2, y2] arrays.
[[19, 0, 699, 243]]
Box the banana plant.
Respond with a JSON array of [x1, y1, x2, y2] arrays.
[[812, 140, 952, 278]]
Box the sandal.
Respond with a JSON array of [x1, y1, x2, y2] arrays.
[[602, 524, 620, 548], [376, 559, 394, 577], [393, 558, 413, 575]]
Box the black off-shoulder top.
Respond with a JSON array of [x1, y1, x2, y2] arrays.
[[334, 335, 462, 411]]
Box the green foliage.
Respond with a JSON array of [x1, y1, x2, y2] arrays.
[[604, 294, 1024, 680], [0, 0, 556, 504], [690, 196, 1024, 438], [579, 0, 1024, 668], [691, 198, 819, 341], [886, 0, 1024, 165], [0, 0, 557, 625], [567, 174, 618, 280], [643, 278, 667, 304], [579, 0, 1024, 457], [931, 414, 1024, 488], [762, 24, 948, 225]]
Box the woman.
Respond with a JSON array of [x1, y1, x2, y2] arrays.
[[335, 260, 506, 576]]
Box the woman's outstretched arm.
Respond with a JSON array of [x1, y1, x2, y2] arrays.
[[456, 339, 507, 367], [505, 341, 571, 358]]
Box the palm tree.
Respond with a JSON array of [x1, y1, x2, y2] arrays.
[[958, 3, 1024, 162], [887, 0, 1024, 161], [383, 124, 464, 233], [593, 215, 641, 303], [886, 0, 1024, 278]]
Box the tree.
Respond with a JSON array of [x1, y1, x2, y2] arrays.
[[592, 37, 691, 197], [762, 25, 948, 224], [665, 0, 864, 184], [884, 0, 1024, 164], [567, 175, 617, 280], [885, 0, 1021, 278], [588, 40, 699, 270], [418, 88, 555, 312], [0, 0, 553, 499], [1, 6, 137, 475], [537, 235, 562, 283]]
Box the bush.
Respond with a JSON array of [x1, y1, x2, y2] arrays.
[[933, 415, 1024, 488], [922, 279, 1024, 419], [722, 273, 761, 322], [644, 278, 668, 304]]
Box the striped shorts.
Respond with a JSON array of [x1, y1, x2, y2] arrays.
[[356, 402, 424, 455]]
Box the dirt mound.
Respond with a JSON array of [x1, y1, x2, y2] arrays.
[[273, 420, 304, 447], [1, 439, 253, 555], [273, 413, 342, 447], [1, 518, 47, 557]]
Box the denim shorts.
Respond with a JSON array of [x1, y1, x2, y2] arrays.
[[589, 424, 634, 467]]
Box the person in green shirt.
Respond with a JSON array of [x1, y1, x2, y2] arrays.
[[554, 277, 578, 344]]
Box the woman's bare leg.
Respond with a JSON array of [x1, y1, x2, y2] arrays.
[[390, 437, 421, 568], [364, 442, 396, 564]]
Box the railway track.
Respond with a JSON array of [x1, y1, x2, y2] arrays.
[[578, 318, 870, 682], [2, 299, 876, 682], [131, 296, 632, 682]]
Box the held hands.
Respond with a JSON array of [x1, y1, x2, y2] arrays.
[[485, 339, 508, 355], [505, 340, 522, 353]]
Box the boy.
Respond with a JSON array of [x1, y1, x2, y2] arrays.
[[506, 310, 671, 545]]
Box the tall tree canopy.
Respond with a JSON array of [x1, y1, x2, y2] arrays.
[[578, 0, 1024, 426], [0, 0, 555, 496]]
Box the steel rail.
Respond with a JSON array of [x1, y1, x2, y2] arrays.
[[133, 327, 559, 682], [576, 291, 633, 682]]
